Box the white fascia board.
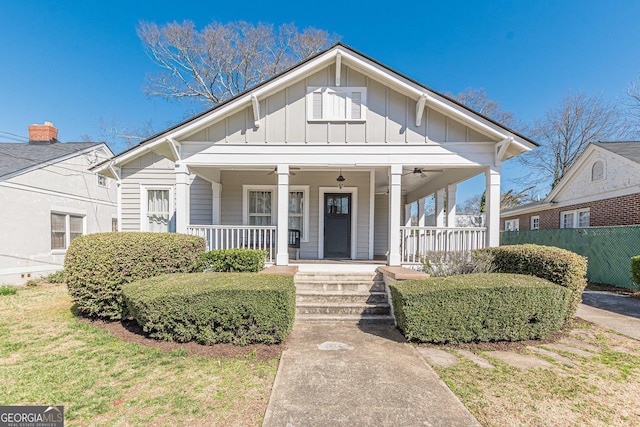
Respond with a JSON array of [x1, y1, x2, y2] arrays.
[[545, 145, 599, 201], [500, 203, 554, 217], [339, 52, 531, 148], [167, 49, 338, 141]]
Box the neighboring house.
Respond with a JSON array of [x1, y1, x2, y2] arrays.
[[93, 43, 535, 266], [0, 122, 116, 282], [501, 142, 640, 231]]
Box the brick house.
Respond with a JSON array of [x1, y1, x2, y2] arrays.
[[501, 142, 640, 231]]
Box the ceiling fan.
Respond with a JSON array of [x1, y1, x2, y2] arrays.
[[402, 167, 444, 178], [266, 167, 300, 176]]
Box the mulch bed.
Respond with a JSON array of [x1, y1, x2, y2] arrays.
[[80, 317, 285, 361], [587, 282, 640, 298]]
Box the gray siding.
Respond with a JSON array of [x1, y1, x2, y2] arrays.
[[120, 152, 176, 231], [219, 170, 372, 260], [181, 63, 495, 146], [189, 176, 213, 225], [374, 194, 389, 256]]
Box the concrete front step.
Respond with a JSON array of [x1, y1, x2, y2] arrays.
[[294, 272, 382, 282], [296, 291, 388, 304], [295, 281, 385, 292], [296, 302, 390, 316], [295, 314, 395, 325]]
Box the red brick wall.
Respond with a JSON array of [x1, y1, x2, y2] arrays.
[[28, 122, 58, 142], [501, 193, 640, 230]]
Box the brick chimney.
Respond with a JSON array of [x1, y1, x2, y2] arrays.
[[28, 121, 58, 144]]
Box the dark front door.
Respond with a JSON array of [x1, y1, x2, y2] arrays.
[[324, 193, 351, 259]]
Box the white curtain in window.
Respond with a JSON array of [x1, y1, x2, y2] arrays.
[[147, 189, 170, 232], [249, 191, 272, 225], [51, 213, 66, 250]]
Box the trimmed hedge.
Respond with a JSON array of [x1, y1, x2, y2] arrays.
[[479, 244, 587, 322], [122, 273, 295, 345], [199, 249, 268, 272], [65, 232, 205, 320], [390, 273, 571, 343], [632, 255, 640, 286]]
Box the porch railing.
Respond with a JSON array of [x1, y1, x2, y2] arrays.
[[187, 225, 277, 263], [400, 226, 487, 264]]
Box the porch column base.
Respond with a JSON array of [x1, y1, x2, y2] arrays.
[[276, 253, 289, 265]]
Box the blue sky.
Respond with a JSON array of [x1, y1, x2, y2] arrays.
[[1, 1, 639, 201]]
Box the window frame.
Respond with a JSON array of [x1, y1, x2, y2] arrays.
[[560, 208, 590, 229], [97, 174, 108, 188], [591, 160, 606, 182], [140, 185, 174, 232], [504, 219, 519, 231], [530, 215, 540, 230], [306, 86, 367, 122], [51, 210, 86, 253], [242, 185, 310, 242]]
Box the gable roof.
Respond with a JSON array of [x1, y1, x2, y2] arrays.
[[502, 141, 640, 217], [94, 42, 537, 174], [593, 141, 640, 165], [0, 142, 109, 180]]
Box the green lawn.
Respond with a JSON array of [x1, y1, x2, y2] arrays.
[[432, 319, 640, 426], [0, 284, 278, 426]]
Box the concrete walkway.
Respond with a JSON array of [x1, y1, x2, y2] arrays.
[[263, 323, 480, 427], [577, 290, 640, 340]]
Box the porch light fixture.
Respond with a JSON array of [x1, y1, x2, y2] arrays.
[[336, 169, 346, 189]]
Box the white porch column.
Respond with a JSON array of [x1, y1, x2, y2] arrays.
[[387, 165, 403, 266], [211, 182, 222, 224], [446, 184, 457, 227], [276, 164, 290, 265], [175, 163, 190, 233], [485, 165, 501, 247], [435, 188, 446, 227]]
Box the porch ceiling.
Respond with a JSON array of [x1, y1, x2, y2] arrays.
[[190, 164, 484, 200]]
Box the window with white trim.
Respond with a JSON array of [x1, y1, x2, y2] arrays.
[[142, 187, 173, 232], [248, 190, 273, 226], [51, 212, 85, 250], [560, 208, 590, 228], [504, 219, 519, 231], [307, 87, 366, 121], [288, 187, 309, 241], [530, 216, 540, 230], [97, 174, 108, 187]]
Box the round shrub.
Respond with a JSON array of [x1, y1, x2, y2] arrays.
[[122, 272, 296, 345], [479, 244, 587, 323], [65, 232, 205, 320]]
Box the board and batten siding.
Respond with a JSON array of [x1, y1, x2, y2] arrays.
[[181, 64, 495, 147], [219, 170, 372, 260]]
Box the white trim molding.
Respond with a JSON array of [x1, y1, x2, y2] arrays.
[[140, 185, 175, 232], [318, 186, 358, 260]]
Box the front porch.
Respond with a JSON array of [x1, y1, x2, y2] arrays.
[[183, 163, 497, 267]]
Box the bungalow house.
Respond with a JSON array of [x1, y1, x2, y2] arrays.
[[501, 142, 640, 231], [0, 122, 116, 283], [93, 43, 535, 266]]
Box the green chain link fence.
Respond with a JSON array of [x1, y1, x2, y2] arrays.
[[500, 226, 640, 290]]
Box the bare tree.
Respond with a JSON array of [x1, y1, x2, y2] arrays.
[[138, 20, 339, 106], [520, 92, 627, 189], [449, 87, 516, 128], [98, 117, 157, 150]]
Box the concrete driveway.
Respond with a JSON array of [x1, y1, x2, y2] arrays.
[[578, 290, 640, 340]]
